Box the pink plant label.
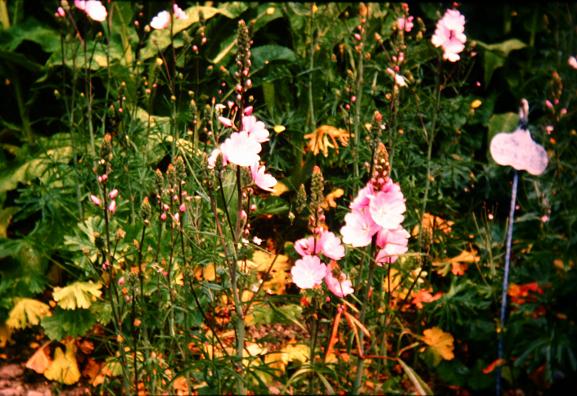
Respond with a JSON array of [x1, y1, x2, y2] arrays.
[[489, 128, 548, 175]]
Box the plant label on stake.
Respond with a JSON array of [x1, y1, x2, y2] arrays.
[[489, 99, 548, 396]]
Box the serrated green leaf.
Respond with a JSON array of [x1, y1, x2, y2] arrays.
[[41, 308, 96, 340]]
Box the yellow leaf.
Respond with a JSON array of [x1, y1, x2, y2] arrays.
[[53, 281, 102, 310], [248, 251, 292, 295], [281, 343, 309, 364], [26, 341, 52, 374], [433, 248, 480, 277], [271, 181, 289, 197], [422, 327, 455, 360], [44, 339, 81, 385], [6, 298, 51, 329], [0, 324, 12, 347], [411, 213, 454, 242]]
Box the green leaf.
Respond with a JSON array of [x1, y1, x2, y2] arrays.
[[398, 358, 434, 395], [0, 18, 60, 53], [252, 45, 297, 73], [476, 39, 526, 85], [487, 113, 519, 155], [41, 308, 96, 340]]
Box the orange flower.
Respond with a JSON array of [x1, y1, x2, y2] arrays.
[[304, 125, 350, 157], [508, 282, 543, 305], [412, 289, 443, 309]]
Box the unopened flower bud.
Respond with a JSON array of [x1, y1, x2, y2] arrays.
[[108, 200, 117, 214], [90, 194, 102, 207], [179, 203, 186, 212], [108, 189, 119, 199]]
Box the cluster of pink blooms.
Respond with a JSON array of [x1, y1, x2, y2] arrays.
[[90, 188, 119, 214], [208, 107, 277, 192], [340, 178, 409, 265], [150, 4, 188, 30], [431, 9, 467, 62], [74, 0, 107, 22], [290, 229, 354, 298]]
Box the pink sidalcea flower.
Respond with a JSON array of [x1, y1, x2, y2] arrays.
[[291, 255, 327, 289], [568, 56, 577, 70], [75, 0, 107, 22], [341, 209, 380, 248], [294, 236, 320, 257], [242, 115, 269, 143], [220, 131, 261, 167], [368, 180, 406, 230], [250, 163, 277, 191], [375, 227, 410, 264], [173, 4, 188, 20], [325, 270, 354, 297], [431, 9, 466, 62], [397, 16, 414, 32], [150, 10, 170, 30], [319, 231, 345, 261]]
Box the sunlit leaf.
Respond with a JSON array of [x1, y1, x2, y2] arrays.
[[6, 298, 51, 329], [53, 281, 102, 310], [0, 324, 12, 348], [44, 338, 81, 385], [25, 341, 52, 374], [271, 181, 289, 197], [423, 327, 455, 361], [247, 250, 291, 295]]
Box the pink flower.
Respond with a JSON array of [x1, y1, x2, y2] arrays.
[[397, 16, 414, 32], [75, 1, 107, 22], [368, 181, 406, 230], [375, 227, 410, 264], [207, 148, 224, 169], [150, 10, 170, 30], [295, 236, 321, 257], [386, 67, 407, 87], [218, 116, 233, 128], [431, 9, 466, 62], [242, 115, 269, 143], [341, 209, 380, 247], [324, 271, 354, 297], [108, 189, 119, 200], [55, 7, 66, 17], [291, 255, 327, 289], [250, 163, 277, 191], [319, 231, 345, 261], [569, 56, 577, 70], [220, 131, 261, 167], [350, 185, 373, 211], [90, 194, 101, 207], [108, 200, 117, 214], [173, 4, 188, 20]]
